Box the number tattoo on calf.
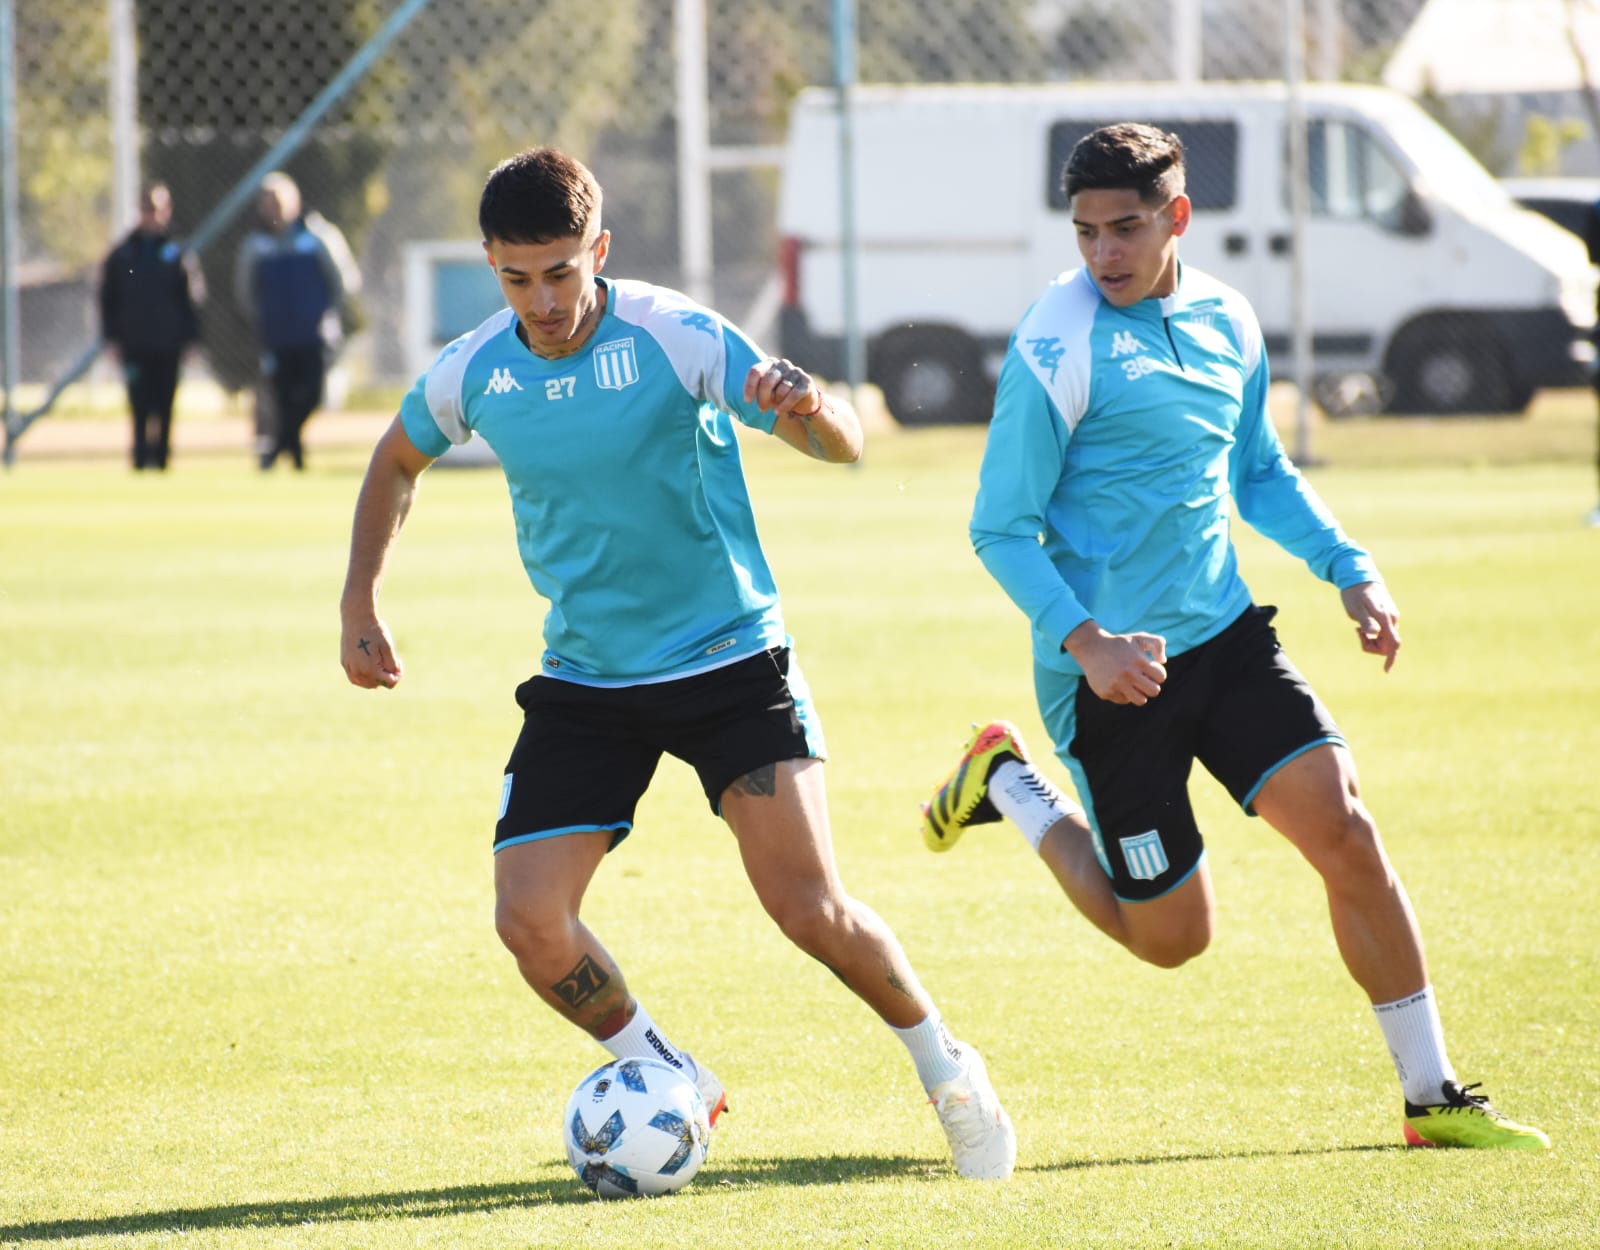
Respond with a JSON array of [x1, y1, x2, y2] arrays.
[[553, 953, 609, 1009]]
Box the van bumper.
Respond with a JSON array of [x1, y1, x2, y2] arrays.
[[1495, 307, 1591, 387]]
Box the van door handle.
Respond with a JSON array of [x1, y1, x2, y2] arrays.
[[1269, 233, 1292, 256], [1224, 233, 1248, 256]]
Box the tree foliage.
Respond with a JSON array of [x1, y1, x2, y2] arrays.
[[14, 0, 112, 271]]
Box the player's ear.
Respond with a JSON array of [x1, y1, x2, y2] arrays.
[[592, 229, 611, 273], [482, 239, 497, 270], [1167, 194, 1192, 238]]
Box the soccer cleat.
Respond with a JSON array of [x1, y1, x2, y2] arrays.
[[929, 1048, 1017, 1180], [684, 1052, 728, 1128], [921, 721, 1029, 853], [1402, 1081, 1549, 1150]]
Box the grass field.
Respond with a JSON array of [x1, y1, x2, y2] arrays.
[[2, 410, 1598, 1248]]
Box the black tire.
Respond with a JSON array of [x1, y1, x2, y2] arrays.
[[1385, 322, 1533, 415], [870, 328, 994, 426]]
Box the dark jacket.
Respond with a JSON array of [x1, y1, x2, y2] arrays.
[[235, 216, 352, 353], [99, 230, 201, 354]]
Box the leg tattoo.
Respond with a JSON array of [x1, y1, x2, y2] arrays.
[[552, 953, 609, 1010], [729, 762, 779, 798]]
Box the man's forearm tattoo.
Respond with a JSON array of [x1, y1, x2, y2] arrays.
[[553, 954, 608, 1009], [357, 638, 372, 655], [729, 762, 779, 798]]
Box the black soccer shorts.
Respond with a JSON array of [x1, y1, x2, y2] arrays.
[[1046, 604, 1345, 902], [493, 645, 825, 853]]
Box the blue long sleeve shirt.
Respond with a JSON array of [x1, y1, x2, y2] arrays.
[[972, 263, 1379, 677]]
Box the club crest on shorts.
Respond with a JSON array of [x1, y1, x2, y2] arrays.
[[1119, 829, 1169, 881], [593, 338, 638, 391]]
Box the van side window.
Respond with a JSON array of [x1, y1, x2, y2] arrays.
[[1300, 121, 1411, 232], [1046, 120, 1238, 211]]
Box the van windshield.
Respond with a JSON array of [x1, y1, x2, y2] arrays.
[[1376, 98, 1513, 208]]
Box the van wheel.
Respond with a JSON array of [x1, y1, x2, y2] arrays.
[[872, 328, 994, 425], [1386, 323, 1532, 415]]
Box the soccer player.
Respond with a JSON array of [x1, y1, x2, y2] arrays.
[[921, 124, 1548, 1150], [340, 147, 1015, 1179]]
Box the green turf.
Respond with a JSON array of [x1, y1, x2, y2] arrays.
[[2, 419, 1597, 1248]]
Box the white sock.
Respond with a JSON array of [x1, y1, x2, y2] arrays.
[[599, 1002, 695, 1079], [988, 758, 1081, 852], [1373, 985, 1456, 1105], [890, 1010, 968, 1091]]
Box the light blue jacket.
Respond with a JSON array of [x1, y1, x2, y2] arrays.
[[972, 263, 1379, 676]]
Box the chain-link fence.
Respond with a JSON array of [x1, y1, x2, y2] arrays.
[[4, 0, 1598, 431]]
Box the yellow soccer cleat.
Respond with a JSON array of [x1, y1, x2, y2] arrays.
[[1403, 1081, 1550, 1150], [920, 721, 1029, 853]]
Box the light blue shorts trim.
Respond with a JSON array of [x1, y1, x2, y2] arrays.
[[1240, 735, 1344, 814], [494, 822, 631, 855]]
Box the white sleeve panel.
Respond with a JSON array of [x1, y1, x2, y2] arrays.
[[421, 309, 517, 445], [609, 280, 729, 409], [1013, 269, 1098, 437]]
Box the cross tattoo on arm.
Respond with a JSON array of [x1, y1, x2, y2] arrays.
[[358, 638, 372, 655]]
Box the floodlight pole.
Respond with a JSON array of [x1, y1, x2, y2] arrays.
[[1172, 0, 1202, 84], [0, 0, 19, 459], [674, 0, 712, 306], [1284, 0, 1316, 466], [109, 0, 138, 234], [832, 0, 864, 402]]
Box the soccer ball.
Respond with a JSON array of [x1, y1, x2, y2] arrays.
[[563, 1057, 711, 1199]]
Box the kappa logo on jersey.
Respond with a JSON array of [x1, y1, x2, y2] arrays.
[[594, 338, 639, 391], [678, 311, 718, 338], [484, 367, 523, 395], [1119, 830, 1169, 881], [1110, 330, 1143, 358], [1026, 335, 1065, 382]]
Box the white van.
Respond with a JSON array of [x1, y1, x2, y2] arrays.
[[776, 82, 1595, 423]]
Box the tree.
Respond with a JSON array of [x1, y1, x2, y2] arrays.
[[14, 0, 113, 272]]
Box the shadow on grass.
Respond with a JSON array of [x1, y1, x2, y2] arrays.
[[3, 1144, 1406, 1241], [1020, 1141, 1400, 1174], [0, 1154, 921, 1242]]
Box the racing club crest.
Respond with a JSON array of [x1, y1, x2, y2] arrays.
[[594, 338, 639, 391]]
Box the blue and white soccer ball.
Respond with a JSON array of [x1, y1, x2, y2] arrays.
[[563, 1057, 711, 1199]]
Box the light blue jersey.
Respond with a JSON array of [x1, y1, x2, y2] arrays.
[[972, 264, 1380, 676], [401, 277, 787, 685]]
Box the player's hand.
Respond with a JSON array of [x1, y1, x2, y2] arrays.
[[1341, 581, 1401, 672], [341, 612, 403, 689], [1065, 622, 1168, 706], [744, 357, 822, 419]]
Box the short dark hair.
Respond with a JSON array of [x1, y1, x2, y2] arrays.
[[1063, 123, 1186, 207], [478, 147, 603, 246]]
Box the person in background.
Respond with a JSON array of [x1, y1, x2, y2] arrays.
[[99, 182, 204, 471], [234, 172, 360, 471]]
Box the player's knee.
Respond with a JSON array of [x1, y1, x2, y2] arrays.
[[494, 894, 568, 961], [1306, 804, 1390, 886], [764, 888, 850, 957], [1128, 924, 1210, 969]]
